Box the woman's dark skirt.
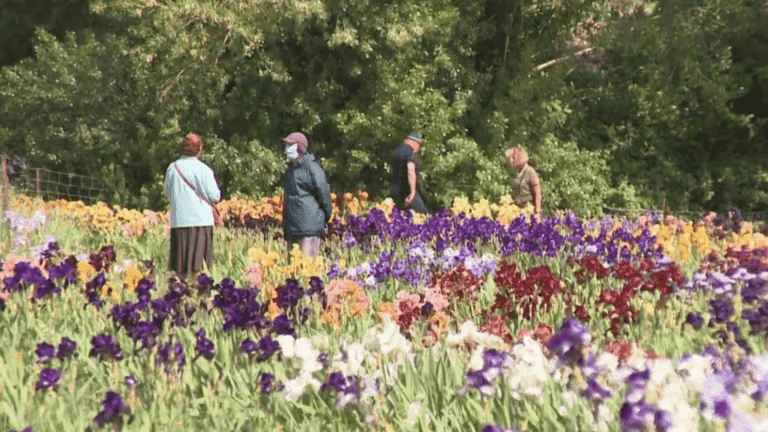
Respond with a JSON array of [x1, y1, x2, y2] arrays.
[[169, 226, 214, 275]]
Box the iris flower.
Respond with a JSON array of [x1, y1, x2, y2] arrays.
[[35, 368, 62, 390], [56, 337, 77, 359], [94, 391, 129, 425], [35, 342, 56, 363]]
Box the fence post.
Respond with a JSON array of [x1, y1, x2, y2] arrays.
[[1, 154, 9, 220], [35, 168, 42, 198]]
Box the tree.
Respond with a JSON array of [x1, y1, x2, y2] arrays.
[[0, 0, 93, 66], [565, 0, 768, 213]]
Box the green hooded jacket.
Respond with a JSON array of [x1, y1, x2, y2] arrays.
[[283, 152, 333, 241]]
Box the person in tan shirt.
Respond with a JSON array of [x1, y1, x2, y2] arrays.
[[505, 147, 542, 221]]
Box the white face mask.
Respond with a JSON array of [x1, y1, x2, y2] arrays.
[[284, 144, 299, 160]]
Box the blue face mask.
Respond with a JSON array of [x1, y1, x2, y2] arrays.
[[284, 144, 299, 160]]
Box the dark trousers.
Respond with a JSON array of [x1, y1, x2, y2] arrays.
[[394, 192, 429, 214]]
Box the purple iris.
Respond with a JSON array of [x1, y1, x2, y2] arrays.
[[709, 299, 734, 323], [341, 233, 358, 248], [256, 336, 280, 361], [56, 337, 77, 359], [483, 350, 507, 369], [625, 369, 650, 403], [307, 276, 324, 296], [259, 372, 276, 394], [743, 303, 768, 337], [582, 378, 612, 401], [752, 375, 768, 402], [94, 391, 130, 425], [49, 257, 85, 286], [482, 426, 519, 432], [125, 375, 138, 387], [654, 409, 674, 432], [321, 372, 362, 407], [271, 314, 296, 336], [85, 272, 107, 291], [90, 334, 124, 361], [321, 372, 349, 393], [214, 284, 270, 332], [464, 370, 495, 396], [685, 312, 705, 330], [35, 368, 62, 390], [626, 369, 650, 389], [127, 321, 161, 350], [240, 339, 258, 356], [276, 279, 304, 310], [421, 301, 434, 318], [33, 279, 61, 299], [173, 343, 185, 368], [327, 264, 341, 280], [86, 292, 104, 310], [135, 278, 155, 305], [110, 303, 141, 328], [150, 299, 172, 324], [300, 307, 311, 325], [156, 342, 172, 369], [36, 342, 56, 363], [198, 273, 214, 292], [317, 352, 330, 367], [700, 371, 736, 419], [391, 260, 408, 279], [619, 401, 655, 432], [12, 262, 47, 288], [546, 318, 591, 364], [195, 329, 215, 359]]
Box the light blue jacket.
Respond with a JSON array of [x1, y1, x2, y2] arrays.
[[165, 157, 221, 228]]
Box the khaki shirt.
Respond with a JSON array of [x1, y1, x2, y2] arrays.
[[511, 164, 539, 207]]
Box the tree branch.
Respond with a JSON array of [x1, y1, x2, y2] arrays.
[[534, 47, 593, 72]]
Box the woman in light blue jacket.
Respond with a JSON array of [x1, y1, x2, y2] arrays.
[[164, 133, 221, 278]]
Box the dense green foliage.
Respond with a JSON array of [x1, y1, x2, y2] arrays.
[[0, 0, 766, 215]]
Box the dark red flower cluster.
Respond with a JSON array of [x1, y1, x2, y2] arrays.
[[587, 256, 686, 337], [571, 255, 610, 283], [478, 315, 514, 345], [722, 247, 768, 273], [490, 262, 567, 320], [89, 245, 117, 272], [573, 304, 591, 322], [516, 323, 554, 345], [429, 264, 482, 304], [396, 295, 425, 331], [639, 263, 685, 296]]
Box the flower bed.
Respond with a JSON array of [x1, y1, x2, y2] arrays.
[[1, 196, 767, 431]]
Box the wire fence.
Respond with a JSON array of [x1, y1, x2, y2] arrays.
[[2, 153, 768, 225], [1, 154, 108, 214]]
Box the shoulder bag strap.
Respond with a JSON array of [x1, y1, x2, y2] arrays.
[[173, 163, 215, 209]]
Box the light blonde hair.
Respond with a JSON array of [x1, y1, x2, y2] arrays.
[[505, 147, 528, 164]]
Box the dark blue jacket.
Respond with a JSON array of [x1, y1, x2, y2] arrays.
[[283, 152, 333, 241]]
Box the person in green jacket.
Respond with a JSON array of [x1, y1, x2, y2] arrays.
[[282, 132, 333, 260]]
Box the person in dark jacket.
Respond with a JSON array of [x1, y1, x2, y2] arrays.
[[390, 133, 429, 213], [282, 132, 333, 260]]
